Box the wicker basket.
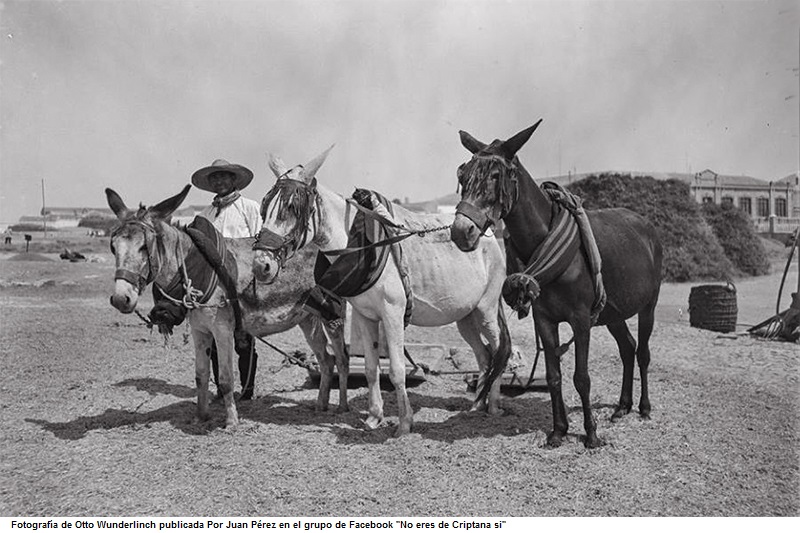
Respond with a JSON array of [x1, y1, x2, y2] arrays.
[[688, 282, 738, 333]]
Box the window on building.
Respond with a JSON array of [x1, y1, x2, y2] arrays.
[[721, 196, 734, 207], [756, 197, 770, 217], [775, 198, 787, 217], [738, 197, 752, 215], [702, 196, 714, 204]]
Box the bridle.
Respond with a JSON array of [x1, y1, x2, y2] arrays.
[[255, 174, 320, 269], [110, 214, 162, 295], [455, 154, 519, 234]]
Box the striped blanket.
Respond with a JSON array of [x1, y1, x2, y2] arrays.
[[314, 190, 413, 326], [503, 182, 606, 323]]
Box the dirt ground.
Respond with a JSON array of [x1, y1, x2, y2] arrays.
[[0, 244, 797, 517]]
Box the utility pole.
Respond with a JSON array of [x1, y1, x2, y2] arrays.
[[41, 179, 47, 238]]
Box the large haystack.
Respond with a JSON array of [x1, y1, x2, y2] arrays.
[[566, 173, 734, 282]]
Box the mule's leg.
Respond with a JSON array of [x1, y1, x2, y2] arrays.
[[300, 317, 335, 412], [352, 310, 384, 430], [382, 311, 413, 437], [571, 320, 603, 449], [606, 321, 636, 421], [212, 322, 239, 429], [236, 331, 258, 401], [538, 319, 569, 447], [636, 300, 658, 419], [327, 321, 350, 413], [192, 329, 214, 423], [457, 313, 502, 415]]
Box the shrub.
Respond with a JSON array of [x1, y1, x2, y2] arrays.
[[78, 215, 119, 233], [9, 223, 48, 232], [566, 173, 734, 282], [701, 202, 771, 276]]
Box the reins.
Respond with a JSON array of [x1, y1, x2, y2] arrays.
[[151, 237, 223, 311], [256, 178, 453, 258], [324, 197, 452, 256], [112, 216, 234, 313]]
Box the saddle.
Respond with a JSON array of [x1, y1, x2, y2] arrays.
[[149, 216, 238, 333], [314, 189, 413, 326]]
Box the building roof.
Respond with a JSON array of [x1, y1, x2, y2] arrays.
[[775, 172, 799, 185]]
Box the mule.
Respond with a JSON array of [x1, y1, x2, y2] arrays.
[[106, 185, 349, 430], [450, 121, 663, 448], [252, 147, 510, 437]]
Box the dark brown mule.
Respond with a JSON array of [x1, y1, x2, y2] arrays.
[[450, 120, 663, 448]]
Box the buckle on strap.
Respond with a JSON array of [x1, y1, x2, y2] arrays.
[[455, 200, 493, 234], [114, 268, 146, 294]]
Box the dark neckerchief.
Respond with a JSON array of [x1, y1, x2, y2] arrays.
[[212, 190, 241, 216]]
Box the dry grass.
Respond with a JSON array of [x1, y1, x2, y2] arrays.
[[0, 251, 797, 517]]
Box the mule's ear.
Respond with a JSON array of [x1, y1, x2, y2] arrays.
[[459, 130, 488, 154], [501, 119, 542, 159], [301, 144, 334, 183], [149, 184, 191, 220], [267, 153, 290, 178], [105, 188, 129, 220]]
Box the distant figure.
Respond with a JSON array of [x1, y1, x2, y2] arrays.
[[60, 248, 86, 262], [3, 228, 11, 245]]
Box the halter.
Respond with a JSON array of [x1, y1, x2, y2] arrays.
[[455, 154, 519, 233], [112, 213, 231, 312], [256, 174, 320, 266], [110, 214, 161, 294]]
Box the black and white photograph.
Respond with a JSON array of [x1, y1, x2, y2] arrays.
[[1, 0, 798, 521]]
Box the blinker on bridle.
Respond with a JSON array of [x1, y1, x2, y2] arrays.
[[254, 173, 319, 270], [455, 154, 519, 233]]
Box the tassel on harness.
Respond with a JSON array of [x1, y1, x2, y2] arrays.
[[503, 182, 606, 324]]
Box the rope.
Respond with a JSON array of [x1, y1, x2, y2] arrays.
[[252, 335, 320, 372], [320, 198, 451, 257]]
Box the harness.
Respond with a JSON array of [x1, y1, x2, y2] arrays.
[[111, 215, 161, 295], [154, 216, 230, 309], [505, 183, 606, 323], [457, 155, 606, 323], [254, 176, 319, 271], [455, 154, 519, 234], [111, 214, 241, 333], [254, 178, 451, 327]]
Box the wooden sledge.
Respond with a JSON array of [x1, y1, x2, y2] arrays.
[[305, 342, 438, 387]]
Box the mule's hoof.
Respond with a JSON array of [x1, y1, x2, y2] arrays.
[[583, 434, 605, 449], [393, 424, 412, 438], [238, 390, 254, 401], [639, 411, 651, 421], [545, 432, 565, 448], [487, 406, 505, 417], [611, 406, 632, 421], [335, 405, 350, 414], [364, 415, 384, 430], [469, 402, 486, 413]]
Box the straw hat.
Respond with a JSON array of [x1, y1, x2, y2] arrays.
[[191, 159, 254, 192]]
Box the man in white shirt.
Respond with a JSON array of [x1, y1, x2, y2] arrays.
[[192, 159, 263, 400]]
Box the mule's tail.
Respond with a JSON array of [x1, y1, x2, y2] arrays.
[[476, 299, 513, 404]]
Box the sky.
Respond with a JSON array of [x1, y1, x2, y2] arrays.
[[0, 0, 798, 223]]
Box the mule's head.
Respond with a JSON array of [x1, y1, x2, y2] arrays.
[[253, 146, 333, 283], [105, 185, 190, 313], [450, 120, 542, 251]]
